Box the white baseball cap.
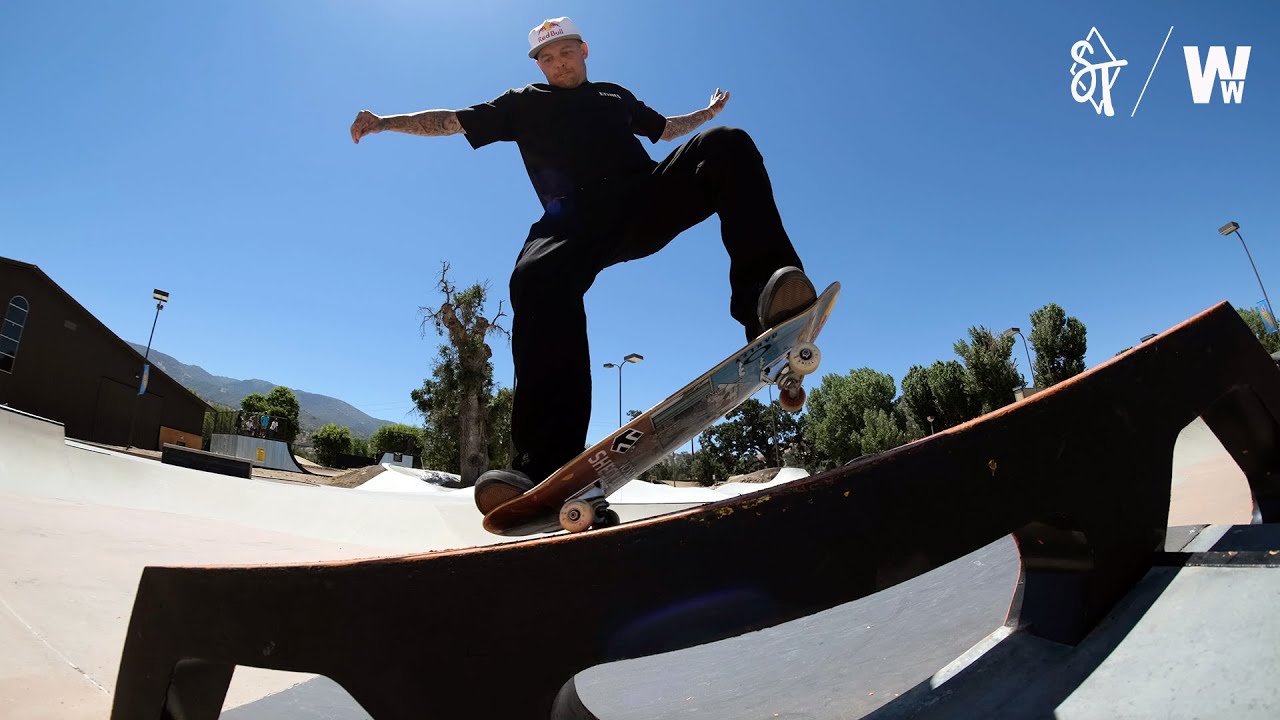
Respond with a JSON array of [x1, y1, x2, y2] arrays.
[[528, 17, 583, 58]]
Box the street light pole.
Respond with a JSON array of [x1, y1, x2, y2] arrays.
[[143, 292, 167, 361], [767, 384, 779, 467], [1001, 327, 1034, 388], [602, 353, 643, 428], [1220, 221, 1275, 328], [128, 289, 170, 448]]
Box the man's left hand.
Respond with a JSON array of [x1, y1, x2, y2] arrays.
[[708, 88, 730, 116]]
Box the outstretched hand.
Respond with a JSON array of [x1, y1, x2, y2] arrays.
[[350, 110, 382, 144], [707, 88, 730, 116]]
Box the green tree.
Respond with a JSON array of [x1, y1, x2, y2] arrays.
[[1028, 304, 1088, 387], [201, 411, 215, 451], [654, 451, 698, 484], [894, 396, 925, 440], [690, 450, 728, 487], [311, 423, 352, 467], [804, 368, 900, 465], [1236, 306, 1280, 354], [265, 387, 300, 433], [240, 393, 268, 414], [857, 408, 909, 455], [900, 362, 983, 434], [780, 414, 822, 469], [487, 387, 515, 471], [927, 360, 982, 427], [350, 437, 370, 458], [953, 327, 1022, 414], [370, 423, 424, 460], [698, 398, 803, 477], [414, 345, 465, 473], [199, 399, 234, 450], [900, 365, 938, 434], [239, 386, 301, 443], [414, 359, 514, 475]]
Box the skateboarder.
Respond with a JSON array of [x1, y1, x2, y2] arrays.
[[350, 17, 816, 511]]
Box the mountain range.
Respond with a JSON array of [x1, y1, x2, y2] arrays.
[[129, 344, 398, 439]]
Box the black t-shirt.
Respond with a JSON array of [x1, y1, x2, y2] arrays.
[[456, 81, 667, 208]]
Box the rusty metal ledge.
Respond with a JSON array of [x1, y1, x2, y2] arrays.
[[110, 302, 1280, 719]]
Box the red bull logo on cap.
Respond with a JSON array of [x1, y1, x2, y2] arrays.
[[528, 17, 582, 57], [537, 23, 564, 44]]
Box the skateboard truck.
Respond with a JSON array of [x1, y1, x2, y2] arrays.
[[774, 341, 821, 412], [560, 481, 621, 533]]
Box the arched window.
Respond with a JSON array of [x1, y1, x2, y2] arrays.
[[1, 296, 28, 374]]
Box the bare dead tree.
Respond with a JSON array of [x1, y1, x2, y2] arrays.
[[420, 262, 509, 486]]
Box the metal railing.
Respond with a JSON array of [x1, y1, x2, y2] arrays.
[[207, 411, 296, 442]]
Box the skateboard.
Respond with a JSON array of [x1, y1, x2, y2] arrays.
[[482, 282, 840, 536]]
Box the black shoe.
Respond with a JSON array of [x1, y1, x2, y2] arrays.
[[475, 468, 536, 514], [747, 266, 816, 341]]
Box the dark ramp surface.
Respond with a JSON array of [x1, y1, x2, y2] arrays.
[[572, 538, 1018, 719], [574, 526, 1280, 720], [216, 539, 1017, 719]]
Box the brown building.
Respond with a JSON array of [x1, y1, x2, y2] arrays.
[[0, 257, 209, 449]]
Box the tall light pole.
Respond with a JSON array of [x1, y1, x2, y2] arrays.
[[602, 353, 643, 428], [1001, 327, 1034, 388], [767, 384, 779, 467], [128, 289, 170, 448], [143, 289, 169, 363], [1220, 221, 1275, 330]]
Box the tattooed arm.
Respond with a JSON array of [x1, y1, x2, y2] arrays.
[[660, 88, 730, 141], [350, 109, 464, 144]]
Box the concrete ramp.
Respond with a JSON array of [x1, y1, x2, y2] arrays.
[[0, 411, 497, 553], [107, 302, 1280, 718], [865, 524, 1280, 719], [0, 404, 73, 479], [210, 433, 311, 474]]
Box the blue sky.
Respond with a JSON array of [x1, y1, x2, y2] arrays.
[[2, 1, 1277, 444]]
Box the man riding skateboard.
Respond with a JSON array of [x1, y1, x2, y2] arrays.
[[350, 17, 815, 513]]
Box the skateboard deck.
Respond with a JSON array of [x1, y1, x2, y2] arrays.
[[483, 282, 840, 536]]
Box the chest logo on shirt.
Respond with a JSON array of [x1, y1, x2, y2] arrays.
[[598, 92, 622, 99]]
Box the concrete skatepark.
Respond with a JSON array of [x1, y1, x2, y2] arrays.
[[2, 303, 1278, 718], [0, 407, 816, 717]]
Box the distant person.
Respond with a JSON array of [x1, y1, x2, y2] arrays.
[[350, 17, 815, 511]]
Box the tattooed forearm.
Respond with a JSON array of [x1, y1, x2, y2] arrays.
[[661, 108, 716, 141], [380, 110, 465, 137]]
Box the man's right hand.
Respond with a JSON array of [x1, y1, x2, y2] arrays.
[[350, 110, 383, 144]]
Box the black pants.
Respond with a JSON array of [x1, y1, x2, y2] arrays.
[[507, 126, 803, 480]]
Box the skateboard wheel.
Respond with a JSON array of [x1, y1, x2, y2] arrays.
[[789, 342, 821, 376], [560, 500, 595, 533], [596, 508, 621, 528], [779, 384, 806, 413]]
